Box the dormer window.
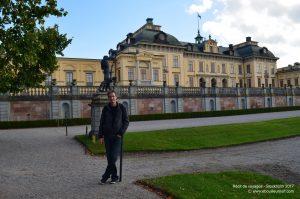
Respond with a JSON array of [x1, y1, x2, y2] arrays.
[[117, 44, 124, 51], [158, 33, 165, 41], [126, 33, 134, 45], [260, 47, 268, 54], [186, 43, 193, 51], [155, 31, 168, 43]]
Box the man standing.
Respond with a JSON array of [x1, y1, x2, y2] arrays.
[[98, 90, 129, 184]]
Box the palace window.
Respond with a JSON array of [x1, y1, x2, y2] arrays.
[[246, 65, 251, 74], [272, 79, 275, 87], [86, 72, 93, 86], [163, 74, 167, 83], [188, 76, 194, 87], [162, 56, 167, 67], [128, 68, 134, 80], [230, 64, 235, 74], [222, 64, 226, 74], [258, 78, 261, 87], [231, 79, 235, 87], [264, 65, 268, 74], [140, 69, 147, 80], [271, 67, 275, 75], [173, 55, 179, 68], [295, 78, 299, 86], [153, 69, 159, 81], [238, 65, 243, 75], [174, 74, 179, 85], [239, 79, 243, 87], [211, 62, 216, 73], [280, 80, 284, 87], [188, 61, 194, 72], [65, 71, 73, 86], [265, 78, 268, 87], [199, 61, 204, 72], [247, 79, 252, 88], [257, 64, 262, 74]]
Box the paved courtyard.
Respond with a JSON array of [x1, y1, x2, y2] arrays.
[[0, 111, 299, 199]]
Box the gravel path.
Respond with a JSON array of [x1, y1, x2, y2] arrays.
[[0, 111, 299, 199]]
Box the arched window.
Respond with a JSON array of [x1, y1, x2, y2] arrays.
[[288, 98, 293, 106], [241, 99, 246, 109], [211, 78, 217, 87], [210, 99, 215, 111], [62, 103, 70, 118], [222, 79, 228, 88], [267, 98, 272, 108], [170, 100, 176, 113], [199, 78, 205, 88]]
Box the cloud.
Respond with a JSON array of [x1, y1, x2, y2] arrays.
[[188, 0, 300, 67], [186, 0, 213, 14]]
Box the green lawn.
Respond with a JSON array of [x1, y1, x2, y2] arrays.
[[75, 117, 300, 155], [138, 171, 300, 199]]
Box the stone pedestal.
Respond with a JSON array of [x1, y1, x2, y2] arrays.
[[90, 91, 108, 137]]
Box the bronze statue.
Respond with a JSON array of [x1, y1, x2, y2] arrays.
[[99, 56, 112, 91]]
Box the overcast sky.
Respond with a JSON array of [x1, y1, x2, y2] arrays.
[[52, 0, 300, 68]]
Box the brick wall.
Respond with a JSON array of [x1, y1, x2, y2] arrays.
[[183, 98, 203, 112], [220, 97, 237, 110], [137, 98, 163, 115], [10, 101, 49, 121]]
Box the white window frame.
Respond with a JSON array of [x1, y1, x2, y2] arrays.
[[66, 71, 73, 85], [86, 72, 93, 86], [128, 68, 134, 80], [153, 69, 159, 81]]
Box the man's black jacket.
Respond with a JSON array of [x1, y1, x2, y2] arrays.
[[98, 102, 129, 138]]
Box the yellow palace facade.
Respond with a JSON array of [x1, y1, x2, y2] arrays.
[[52, 18, 278, 88], [107, 18, 278, 88]]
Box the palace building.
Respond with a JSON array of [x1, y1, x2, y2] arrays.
[[276, 62, 300, 88], [47, 57, 103, 87], [105, 18, 278, 88], [50, 18, 280, 89]]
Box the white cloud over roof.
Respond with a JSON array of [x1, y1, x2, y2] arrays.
[[187, 0, 300, 68]]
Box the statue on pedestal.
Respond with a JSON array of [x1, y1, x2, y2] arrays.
[[98, 55, 112, 91]]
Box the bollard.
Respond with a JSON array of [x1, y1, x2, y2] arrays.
[[65, 112, 68, 136], [119, 136, 123, 182], [65, 120, 68, 136], [92, 135, 96, 144], [85, 126, 88, 137]]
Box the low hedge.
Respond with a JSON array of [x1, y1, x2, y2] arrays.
[[129, 106, 300, 121], [0, 118, 91, 129], [0, 106, 300, 129]]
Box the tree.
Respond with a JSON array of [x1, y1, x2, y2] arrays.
[[0, 0, 72, 93]]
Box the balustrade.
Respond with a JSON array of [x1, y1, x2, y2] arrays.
[[1, 86, 299, 99]]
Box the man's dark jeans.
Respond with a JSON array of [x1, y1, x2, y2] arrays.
[[102, 136, 121, 181]]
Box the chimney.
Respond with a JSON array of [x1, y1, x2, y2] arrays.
[[229, 44, 233, 50], [146, 18, 153, 24], [246, 37, 251, 42]]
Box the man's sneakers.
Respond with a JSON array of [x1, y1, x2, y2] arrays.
[[98, 179, 107, 185], [99, 178, 119, 185], [110, 179, 118, 184]]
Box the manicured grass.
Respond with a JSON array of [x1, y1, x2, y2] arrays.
[[75, 117, 300, 155], [138, 171, 300, 199]]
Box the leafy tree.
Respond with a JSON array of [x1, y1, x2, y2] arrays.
[[0, 0, 72, 93]]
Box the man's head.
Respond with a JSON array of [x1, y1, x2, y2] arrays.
[[107, 90, 117, 107]]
